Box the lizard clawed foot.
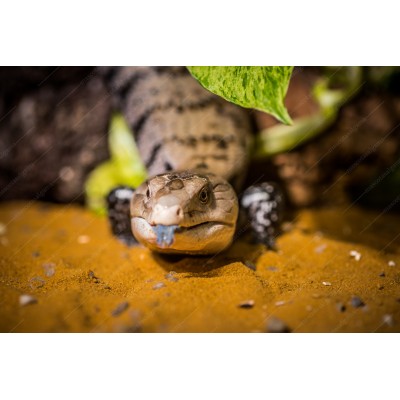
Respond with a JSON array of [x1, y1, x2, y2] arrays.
[[240, 182, 283, 250], [107, 186, 138, 247]]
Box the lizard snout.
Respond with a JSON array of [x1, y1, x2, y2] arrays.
[[151, 195, 185, 226]]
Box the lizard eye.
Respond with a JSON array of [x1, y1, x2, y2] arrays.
[[199, 188, 209, 204]]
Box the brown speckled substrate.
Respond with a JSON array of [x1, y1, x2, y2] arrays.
[[0, 201, 399, 332]]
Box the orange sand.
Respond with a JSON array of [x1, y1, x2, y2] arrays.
[[0, 201, 399, 332]]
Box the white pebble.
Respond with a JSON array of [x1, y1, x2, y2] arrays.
[[388, 260, 396, 267], [19, 294, 37, 306], [275, 300, 286, 307], [349, 250, 361, 261], [315, 244, 327, 254], [322, 281, 332, 286], [382, 314, 394, 327], [77, 235, 90, 244], [153, 282, 166, 290], [238, 299, 255, 308]]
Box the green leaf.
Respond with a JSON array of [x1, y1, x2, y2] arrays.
[[85, 112, 147, 215], [187, 66, 293, 124]]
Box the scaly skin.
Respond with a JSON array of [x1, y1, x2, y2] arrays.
[[104, 67, 281, 254], [131, 171, 238, 255]]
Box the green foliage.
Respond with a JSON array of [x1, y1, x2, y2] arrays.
[[254, 67, 363, 157], [85, 113, 147, 215], [187, 66, 293, 124]]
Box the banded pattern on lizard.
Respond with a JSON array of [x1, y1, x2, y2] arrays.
[[102, 66, 282, 255]]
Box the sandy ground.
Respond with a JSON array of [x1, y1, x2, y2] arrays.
[[0, 201, 399, 333]]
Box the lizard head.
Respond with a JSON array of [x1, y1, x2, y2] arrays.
[[130, 171, 238, 255]]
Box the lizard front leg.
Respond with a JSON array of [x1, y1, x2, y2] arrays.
[[240, 182, 283, 250], [107, 186, 137, 246]]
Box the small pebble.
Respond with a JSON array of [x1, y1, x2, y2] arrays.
[[349, 250, 361, 261], [19, 294, 37, 306], [306, 305, 313, 312], [336, 302, 346, 312], [275, 300, 286, 307], [314, 244, 327, 254], [77, 235, 90, 244], [350, 296, 365, 308], [382, 314, 394, 327], [238, 300, 255, 309], [322, 281, 332, 286], [266, 266, 278, 272], [42, 262, 56, 277], [29, 276, 45, 290], [0, 222, 7, 235], [88, 270, 100, 283], [111, 302, 129, 317], [388, 260, 396, 267], [165, 271, 179, 282], [379, 272, 385, 277], [378, 285, 384, 290], [32, 251, 40, 258], [266, 316, 291, 333], [153, 282, 166, 290], [243, 260, 256, 271]]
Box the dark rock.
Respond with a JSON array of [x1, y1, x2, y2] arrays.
[[336, 302, 346, 312], [88, 270, 100, 283], [111, 302, 129, 317], [350, 296, 365, 308], [238, 300, 255, 309]]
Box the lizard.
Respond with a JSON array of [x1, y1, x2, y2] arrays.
[[102, 66, 283, 255]]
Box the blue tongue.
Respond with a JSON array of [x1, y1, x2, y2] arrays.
[[153, 225, 179, 248]]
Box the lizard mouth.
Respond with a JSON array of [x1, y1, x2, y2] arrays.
[[131, 217, 234, 254]]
